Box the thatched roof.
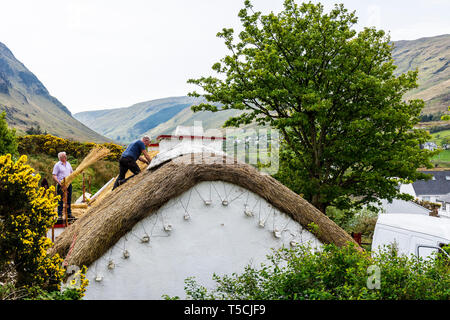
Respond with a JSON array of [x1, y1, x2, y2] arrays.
[[49, 153, 359, 268]]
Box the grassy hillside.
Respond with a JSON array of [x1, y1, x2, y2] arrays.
[[0, 41, 110, 143], [431, 129, 450, 145], [392, 34, 450, 114]]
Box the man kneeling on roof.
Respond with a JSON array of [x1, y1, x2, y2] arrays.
[[112, 136, 153, 190]]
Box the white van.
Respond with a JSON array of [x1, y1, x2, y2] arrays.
[[372, 214, 450, 259]]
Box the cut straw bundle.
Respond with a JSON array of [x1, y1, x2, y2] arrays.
[[63, 146, 110, 187]]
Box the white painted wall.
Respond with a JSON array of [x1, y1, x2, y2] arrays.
[[83, 181, 321, 300]]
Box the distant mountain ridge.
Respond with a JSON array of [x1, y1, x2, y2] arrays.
[[76, 34, 450, 143], [0, 41, 110, 143], [74, 96, 241, 143]]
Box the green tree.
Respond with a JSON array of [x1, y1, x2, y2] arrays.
[[188, 0, 435, 213], [0, 112, 18, 156], [441, 107, 450, 121]]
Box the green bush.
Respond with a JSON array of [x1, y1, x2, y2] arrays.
[[0, 112, 17, 156], [173, 243, 449, 300], [0, 283, 86, 300]]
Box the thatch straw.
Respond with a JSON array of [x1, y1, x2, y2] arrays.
[[71, 203, 88, 209], [63, 147, 110, 187], [71, 208, 87, 218], [50, 153, 359, 268]]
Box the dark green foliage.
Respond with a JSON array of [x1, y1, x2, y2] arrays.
[[0, 111, 17, 156], [441, 107, 450, 121], [188, 0, 436, 213], [176, 243, 449, 300], [0, 283, 85, 300], [25, 125, 45, 135], [419, 112, 444, 122]]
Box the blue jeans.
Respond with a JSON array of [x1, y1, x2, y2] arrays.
[[57, 184, 72, 218]]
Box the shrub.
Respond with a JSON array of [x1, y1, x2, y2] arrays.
[[0, 154, 88, 299], [0, 112, 17, 156], [174, 243, 449, 300], [17, 134, 124, 161]]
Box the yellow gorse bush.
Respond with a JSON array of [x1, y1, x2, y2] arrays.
[[0, 154, 88, 296], [17, 134, 124, 161]]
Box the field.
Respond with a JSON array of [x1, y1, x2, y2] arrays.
[[431, 129, 450, 145]]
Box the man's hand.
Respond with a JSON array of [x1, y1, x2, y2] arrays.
[[141, 150, 152, 164], [138, 156, 149, 164]]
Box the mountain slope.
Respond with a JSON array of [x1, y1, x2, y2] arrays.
[[392, 34, 450, 113], [0, 41, 110, 143]]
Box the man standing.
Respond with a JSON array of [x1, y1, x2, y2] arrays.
[[112, 136, 152, 190], [52, 151, 74, 223]]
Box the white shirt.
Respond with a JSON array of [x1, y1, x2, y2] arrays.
[[52, 161, 73, 183]]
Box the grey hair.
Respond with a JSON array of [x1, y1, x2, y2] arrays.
[[142, 135, 151, 142], [58, 152, 67, 160]]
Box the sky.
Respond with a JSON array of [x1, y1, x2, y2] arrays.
[[0, 0, 449, 114]]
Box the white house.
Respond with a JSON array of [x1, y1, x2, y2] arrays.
[[50, 134, 356, 300], [400, 170, 450, 219]]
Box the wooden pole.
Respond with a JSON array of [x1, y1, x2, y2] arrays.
[[82, 173, 86, 203], [52, 180, 57, 240], [62, 178, 68, 227], [88, 175, 92, 195]]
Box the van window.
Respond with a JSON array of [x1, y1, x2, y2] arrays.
[[411, 235, 436, 257], [417, 246, 439, 259]]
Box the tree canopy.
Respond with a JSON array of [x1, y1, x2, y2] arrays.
[[188, 0, 435, 213]]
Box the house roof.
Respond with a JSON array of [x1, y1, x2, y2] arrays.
[[377, 199, 431, 215], [412, 171, 450, 196], [49, 153, 358, 268]]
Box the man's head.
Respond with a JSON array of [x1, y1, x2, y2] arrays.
[[142, 135, 151, 147], [58, 152, 67, 163]]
